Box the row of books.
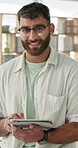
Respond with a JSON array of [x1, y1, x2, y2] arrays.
[[50, 35, 78, 51], [53, 18, 78, 34], [2, 34, 24, 53], [2, 54, 19, 63], [66, 19, 78, 27]]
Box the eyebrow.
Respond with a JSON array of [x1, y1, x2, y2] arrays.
[[34, 24, 46, 28], [20, 24, 46, 29]]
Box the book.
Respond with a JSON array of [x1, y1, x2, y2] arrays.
[[16, 36, 24, 52], [58, 35, 73, 51], [50, 35, 58, 51]]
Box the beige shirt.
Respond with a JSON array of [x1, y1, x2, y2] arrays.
[[0, 48, 78, 148]]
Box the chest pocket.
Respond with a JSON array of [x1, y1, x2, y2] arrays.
[[38, 93, 67, 127]]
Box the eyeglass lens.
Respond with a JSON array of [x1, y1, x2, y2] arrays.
[[18, 24, 49, 37]]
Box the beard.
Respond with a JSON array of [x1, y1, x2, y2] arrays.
[[21, 33, 50, 56]]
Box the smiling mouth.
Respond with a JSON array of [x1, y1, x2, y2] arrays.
[[29, 41, 41, 47]]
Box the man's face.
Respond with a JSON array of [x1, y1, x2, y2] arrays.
[[19, 16, 53, 56]]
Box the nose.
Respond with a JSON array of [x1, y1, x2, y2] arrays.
[[28, 30, 38, 40]]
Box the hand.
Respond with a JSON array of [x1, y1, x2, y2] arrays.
[[4, 113, 24, 133], [11, 124, 44, 143]]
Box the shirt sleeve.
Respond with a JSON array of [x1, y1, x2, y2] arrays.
[[0, 68, 7, 118], [66, 65, 78, 123]]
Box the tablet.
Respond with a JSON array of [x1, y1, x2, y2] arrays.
[[10, 119, 55, 129]]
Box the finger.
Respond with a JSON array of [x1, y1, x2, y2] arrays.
[[11, 125, 17, 133], [17, 113, 24, 119], [9, 113, 24, 119], [9, 113, 19, 119], [7, 124, 12, 132], [29, 124, 34, 129], [4, 118, 12, 132], [29, 124, 40, 130]]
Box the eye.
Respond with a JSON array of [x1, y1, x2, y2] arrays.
[[21, 27, 30, 34], [35, 27, 44, 32]]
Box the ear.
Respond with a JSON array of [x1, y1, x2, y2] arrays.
[[50, 23, 55, 35]]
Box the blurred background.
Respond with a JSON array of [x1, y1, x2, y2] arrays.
[[0, 0, 78, 64], [0, 0, 78, 147]]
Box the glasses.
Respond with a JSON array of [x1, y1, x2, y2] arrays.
[[18, 24, 50, 37]]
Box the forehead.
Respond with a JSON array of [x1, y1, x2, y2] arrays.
[[20, 15, 48, 27]]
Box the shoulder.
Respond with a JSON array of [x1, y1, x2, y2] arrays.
[[57, 52, 78, 68], [56, 52, 78, 80], [0, 55, 21, 74], [50, 48, 78, 70]]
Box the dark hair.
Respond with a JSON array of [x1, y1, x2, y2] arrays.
[[17, 2, 50, 24]]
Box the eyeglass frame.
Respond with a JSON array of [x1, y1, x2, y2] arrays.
[[18, 23, 50, 37]]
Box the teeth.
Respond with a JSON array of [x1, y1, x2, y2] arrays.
[[30, 42, 39, 45]]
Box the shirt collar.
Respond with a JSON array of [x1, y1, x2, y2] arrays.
[[14, 50, 26, 73], [14, 47, 58, 73], [47, 47, 58, 67]]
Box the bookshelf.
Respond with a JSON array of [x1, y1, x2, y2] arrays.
[[0, 13, 24, 64], [0, 14, 78, 64], [50, 16, 78, 61]]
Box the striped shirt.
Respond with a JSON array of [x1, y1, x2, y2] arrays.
[[0, 48, 78, 148]]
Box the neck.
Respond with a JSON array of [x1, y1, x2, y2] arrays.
[[25, 47, 51, 63]]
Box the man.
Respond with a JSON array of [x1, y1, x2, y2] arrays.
[[0, 2, 78, 148]]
